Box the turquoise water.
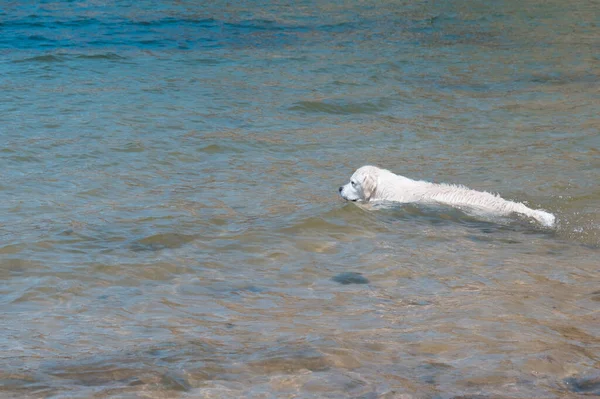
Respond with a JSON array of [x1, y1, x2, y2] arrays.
[[1, 1, 599, 397]]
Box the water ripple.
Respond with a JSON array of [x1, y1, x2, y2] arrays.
[[1, 0, 599, 397]]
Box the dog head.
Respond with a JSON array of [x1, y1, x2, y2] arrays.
[[339, 165, 379, 202]]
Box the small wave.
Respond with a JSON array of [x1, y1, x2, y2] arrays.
[[317, 21, 356, 33], [12, 54, 64, 63], [289, 99, 390, 115], [196, 144, 243, 154], [225, 19, 287, 31], [247, 347, 330, 374], [134, 17, 217, 27], [13, 52, 126, 63], [188, 57, 223, 66], [26, 34, 55, 42], [1, 17, 46, 28], [525, 71, 599, 85], [111, 142, 145, 153], [130, 233, 199, 252], [8, 155, 42, 163], [52, 17, 103, 27], [137, 39, 164, 46], [2, 15, 301, 51], [75, 52, 126, 60]]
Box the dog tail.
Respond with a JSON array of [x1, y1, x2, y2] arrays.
[[531, 209, 556, 228]]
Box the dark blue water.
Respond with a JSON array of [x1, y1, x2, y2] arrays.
[[1, 1, 599, 397]]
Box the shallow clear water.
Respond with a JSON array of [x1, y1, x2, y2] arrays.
[[1, 0, 599, 398]]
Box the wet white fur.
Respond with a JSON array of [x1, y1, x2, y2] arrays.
[[339, 165, 555, 227]]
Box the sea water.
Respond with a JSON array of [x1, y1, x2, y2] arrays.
[[1, 0, 599, 397]]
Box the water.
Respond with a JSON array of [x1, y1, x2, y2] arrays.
[[1, 0, 599, 397]]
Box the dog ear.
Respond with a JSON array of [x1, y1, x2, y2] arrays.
[[362, 174, 376, 201]]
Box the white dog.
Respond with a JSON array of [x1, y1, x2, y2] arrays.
[[339, 165, 556, 227]]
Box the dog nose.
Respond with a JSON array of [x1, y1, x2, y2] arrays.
[[338, 186, 343, 193]]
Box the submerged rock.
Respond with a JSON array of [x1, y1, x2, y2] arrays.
[[564, 375, 600, 394]]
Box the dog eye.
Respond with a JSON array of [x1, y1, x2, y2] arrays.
[[351, 181, 356, 186]]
